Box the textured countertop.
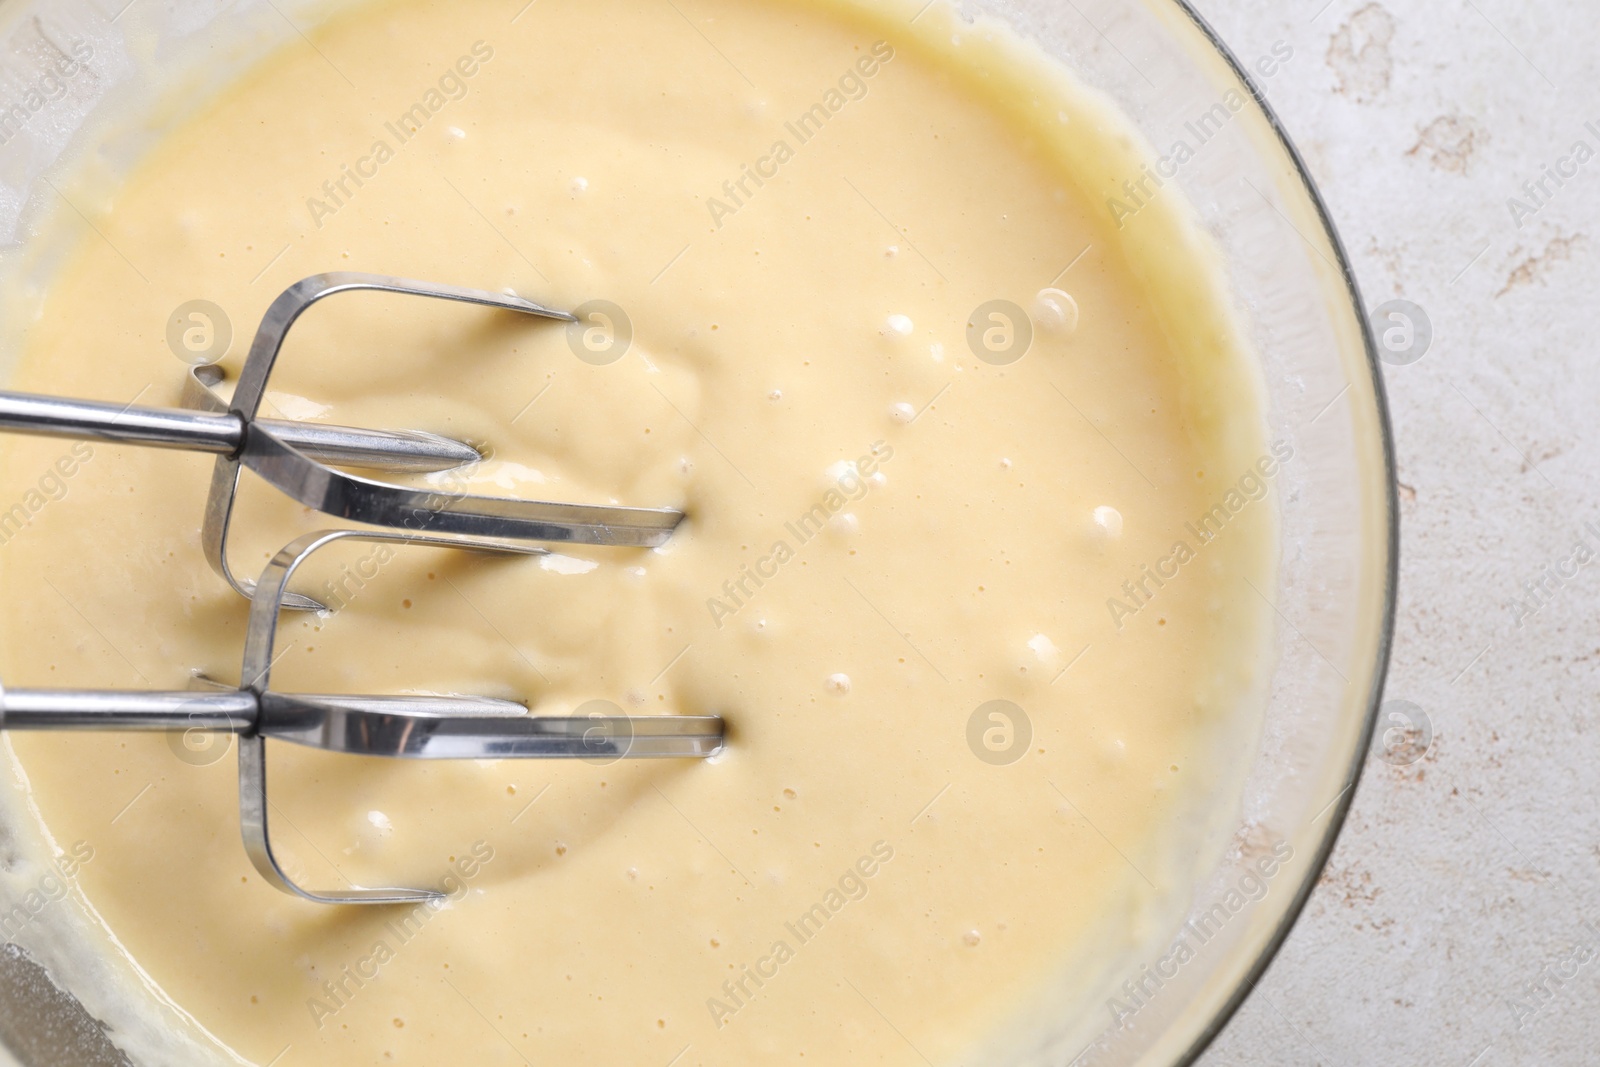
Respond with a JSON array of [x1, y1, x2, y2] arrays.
[[1189, 0, 1599, 1063]]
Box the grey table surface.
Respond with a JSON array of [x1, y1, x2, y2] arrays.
[[1186, 0, 1598, 1064]]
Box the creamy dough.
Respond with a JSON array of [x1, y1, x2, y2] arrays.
[[0, 0, 1275, 1063]]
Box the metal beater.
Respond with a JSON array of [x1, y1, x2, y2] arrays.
[[0, 273, 683, 608], [0, 528, 724, 904]]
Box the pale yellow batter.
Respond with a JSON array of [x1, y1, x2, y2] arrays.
[[0, 0, 1275, 1063]]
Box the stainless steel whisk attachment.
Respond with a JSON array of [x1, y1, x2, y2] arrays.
[[0, 273, 683, 608], [0, 529, 725, 905], [0, 272, 722, 904]]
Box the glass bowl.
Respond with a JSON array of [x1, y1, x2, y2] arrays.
[[0, 0, 1395, 1064]]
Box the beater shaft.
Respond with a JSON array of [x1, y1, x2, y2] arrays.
[[0, 688, 720, 758], [0, 689, 254, 730], [0, 390, 480, 473]]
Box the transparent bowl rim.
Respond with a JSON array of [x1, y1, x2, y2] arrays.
[[1158, 2, 1399, 1062]]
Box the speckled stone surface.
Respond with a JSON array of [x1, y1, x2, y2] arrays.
[[1186, 0, 1600, 1063]]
